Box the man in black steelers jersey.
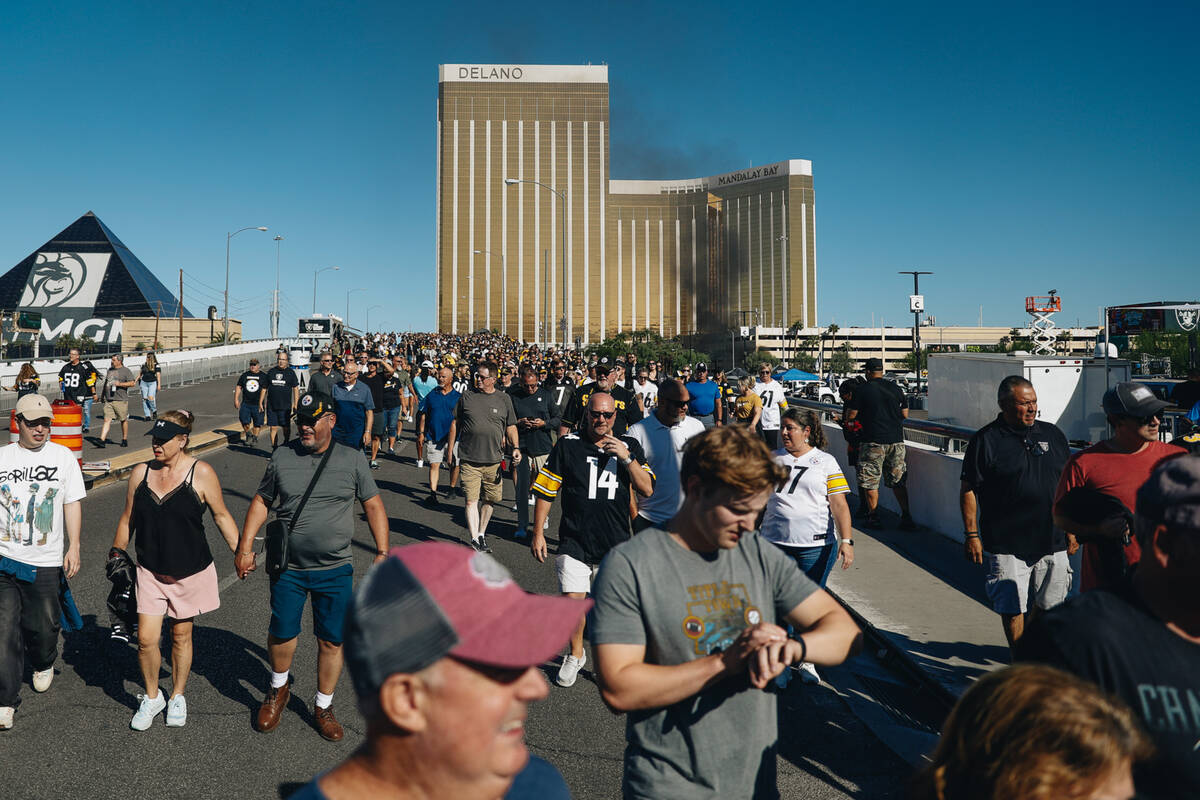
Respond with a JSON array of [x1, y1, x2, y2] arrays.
[[532, 391, 654, 688], [559, 363, 643, 438]]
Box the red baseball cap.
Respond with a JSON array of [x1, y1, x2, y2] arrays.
[[344, 542, 591, 698]]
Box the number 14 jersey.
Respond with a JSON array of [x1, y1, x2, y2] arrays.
[[760, 448, 850, 548], [533, 433, 653, 566]]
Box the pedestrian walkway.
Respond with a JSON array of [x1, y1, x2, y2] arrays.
[[827, 502, 1010, 703]]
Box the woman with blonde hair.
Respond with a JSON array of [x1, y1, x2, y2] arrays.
[[111, 409, 240, 730], [912, 663, 1151, 800], [731, 376, 763, 428]]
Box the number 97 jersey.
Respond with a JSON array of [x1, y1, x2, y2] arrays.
[[760, 448, 850, 547], [532, 433, 654, 565]]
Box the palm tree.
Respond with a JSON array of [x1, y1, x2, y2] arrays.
[[822, 323, 839, 374]]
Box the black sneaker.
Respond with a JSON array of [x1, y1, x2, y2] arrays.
[[866, 513, 883, 530], [121, 439, 128, 448], [470, 536, 491, 553], [899, 514, 918, 532], [423, 493, 439, 508], [96, 441, 106, 449], [110, 622, 130, 643]]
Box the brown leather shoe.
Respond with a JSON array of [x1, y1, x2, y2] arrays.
[[313, 704, 344, 741], [255, 683, 290, 732]]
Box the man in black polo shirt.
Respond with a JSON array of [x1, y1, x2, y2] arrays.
[[560, 364, 642, 437], [960, 376, 1071, 649], [508, 365, 559, 539], [845, 358, 914, 530]]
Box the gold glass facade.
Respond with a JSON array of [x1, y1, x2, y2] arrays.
[[436, 64, 815, 343]]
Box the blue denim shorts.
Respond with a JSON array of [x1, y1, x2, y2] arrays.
[[239, 404, 264, 427], [383, 407, 402, 438], [268, 563, 353, 644]]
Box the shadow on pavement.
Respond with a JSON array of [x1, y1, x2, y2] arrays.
[[879, 629, 1009, 687]]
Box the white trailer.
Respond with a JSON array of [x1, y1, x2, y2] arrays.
[[927, 353, 1131, 444]]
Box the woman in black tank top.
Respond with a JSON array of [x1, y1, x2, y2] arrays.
[[110, 410, 242, 731]]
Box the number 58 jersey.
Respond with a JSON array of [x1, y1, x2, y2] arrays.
[[533, 433, 654, 566], [760, 448, 850, 548]]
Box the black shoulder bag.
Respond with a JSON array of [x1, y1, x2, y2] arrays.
[[265, 444, 336, 577]]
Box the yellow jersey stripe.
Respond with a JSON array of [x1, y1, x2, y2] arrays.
[[826, 473, 850, 494]]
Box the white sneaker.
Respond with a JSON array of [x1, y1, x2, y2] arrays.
[[32, 668, 54, 693], [528, 495, 536, 506], [797, 662, 821, 685], [131, 691, 167, 731], [0, 706, 13, 730], [166, 694, 187, 727], [556, 653, 586, 687], [416, 459, 425, 468]]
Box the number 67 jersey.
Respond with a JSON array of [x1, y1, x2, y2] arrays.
[[533, 433, 654, 566], [760, 448, 850, 548]]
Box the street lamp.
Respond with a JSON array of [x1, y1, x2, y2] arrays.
[[312, 266, 339, 313], [472, 249, 506, 335], [272, 235, 283, 339], [898, 270, 934, 394], [505, 178, 567, 348], [346, 287, 369, 329], [365, 304, 383, 332], [225, 226, 269, 343]]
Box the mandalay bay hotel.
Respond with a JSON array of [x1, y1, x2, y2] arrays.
[[436, 64, 817, 345]]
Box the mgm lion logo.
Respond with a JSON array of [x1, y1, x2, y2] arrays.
[[1176, 308, 1199, 332], [18, 252, 110, 308]]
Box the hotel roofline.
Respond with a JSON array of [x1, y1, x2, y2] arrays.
[[439, 64, 608, 83], [609, 159, 813, 196]]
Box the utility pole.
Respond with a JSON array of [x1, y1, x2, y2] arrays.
[[898, 271, 933, 394]]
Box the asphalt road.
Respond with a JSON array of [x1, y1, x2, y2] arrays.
[[1, 382, 922, 799]]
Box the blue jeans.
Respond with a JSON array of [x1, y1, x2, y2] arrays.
[[140, 381, 157, 418], [81, 397, 93, 431], [776, 539, 838, 589]]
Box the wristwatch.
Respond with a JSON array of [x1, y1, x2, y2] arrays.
[[840, 538, 854, 546]]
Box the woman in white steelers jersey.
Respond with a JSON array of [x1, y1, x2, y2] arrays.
[[760, 408, 855, 683]]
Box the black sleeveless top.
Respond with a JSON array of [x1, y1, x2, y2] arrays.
[[132, 461, 213, 578]]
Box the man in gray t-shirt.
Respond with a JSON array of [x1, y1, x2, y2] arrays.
[[447, 362, 520, 553], [589, 426, 862, 799], [235, 390, 390, 742], [97, 354, 137, 448]]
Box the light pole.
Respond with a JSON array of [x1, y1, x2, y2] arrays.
[[505, 178, 566, 348], [272, 235, 283, 339], [365, 304, 382, 332], [225, 225, 268, 343], [346, 287, 369, 329], [472, 249, 506, 335], [898, 270, 933, 394], [312, 266, 339, 314]]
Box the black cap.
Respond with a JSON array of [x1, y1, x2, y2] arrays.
[[695, 362, 708, 372], [1136, 456, 1200, 531], [295, 391, 335, 423], [594, 364, 612, 378], [1102, 382, 1172, 418], [864, 358, 884, 372]]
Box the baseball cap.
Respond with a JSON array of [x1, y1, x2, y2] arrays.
[[863, 358, 884, 372], [595, 364, 612, 378], [1136, 455, 1200, 531], [15, 394, 52, 420], [146, 418, 189, 439], [420, 359, 434, 368], [695, 362, 708, 372], [1102, 382, 1172, 418], [294, 391, 335, 424], [344, 542, 591, 699]]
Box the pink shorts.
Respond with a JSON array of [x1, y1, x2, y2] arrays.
[[136, 562, 220, 619]]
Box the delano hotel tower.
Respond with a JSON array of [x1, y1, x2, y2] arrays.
[[436, 64, 816, 344]]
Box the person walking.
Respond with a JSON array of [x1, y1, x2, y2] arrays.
[[330, 359, 374, 451], [844, 358, 915, 530], [110, 411, 241, 730], [379, 356, 406, 454], [560, 363, 642, 437], [632, 367, 658, 412], [415, 367, 460, 506], [753, 367, 789, 449], [234, 359, 267, 445], [960, 376, 1072, 649], [683, 362, 723, 428], [509, 365, 559, 539], [7, 363, 40, 399], [359, 359, 387, 469], [138, 352, 161, 421], [265, 351, 300, 449], [308, 351, 342, 398], [98, 354, 136, 449], [731, 376, 763, 428], [589, 426, 862, 799], [531, 390, 653, 687], [759, 408, 854, 684], [0, 394, 86, 731], [447, 362, 521, 553], [57, 348, 94, 433], [235, 390, 390, 741], [625, 379, 705, 533]]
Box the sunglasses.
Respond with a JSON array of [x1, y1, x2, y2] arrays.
[[661, 397, 690, 407], [588, 410, 616, 420], [1128, 413, 1163, 426], [21, 418, 52, 429]]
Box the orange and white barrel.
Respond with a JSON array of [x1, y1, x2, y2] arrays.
[[51, 400, 84, 468], [8, 410, 17, 444]]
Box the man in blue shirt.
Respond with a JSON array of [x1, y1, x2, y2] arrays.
[[416, 367, 460, 506], [684, 362, 724, 429], [331, 360, 374, 449]]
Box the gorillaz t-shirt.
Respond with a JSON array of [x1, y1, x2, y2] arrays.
[[0, 442, 88, 568]]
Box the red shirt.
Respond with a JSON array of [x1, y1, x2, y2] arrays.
[[1054, 439, 1186, 591]]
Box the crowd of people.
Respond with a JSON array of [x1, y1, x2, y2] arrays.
[[0, 327, 1197, 800]]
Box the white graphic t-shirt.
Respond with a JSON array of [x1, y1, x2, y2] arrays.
[[760, 448, 849, 548], [0, 442, 87, 567], [754, 379, 786, 430]]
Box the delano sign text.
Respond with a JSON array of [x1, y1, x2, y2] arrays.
[[458, 66, 524, 80]]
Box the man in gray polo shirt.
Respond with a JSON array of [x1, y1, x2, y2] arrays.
[[236, 390, 390, 742]]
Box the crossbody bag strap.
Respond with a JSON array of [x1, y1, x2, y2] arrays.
[[285, 443, 337, 534]]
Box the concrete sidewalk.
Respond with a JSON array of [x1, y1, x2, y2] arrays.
[[826, 501, 1010, 704]]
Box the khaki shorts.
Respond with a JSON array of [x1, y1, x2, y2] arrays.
[[857, 442, 907, 490], [103, 401, 129, 422], [461, 461, 503, 504]]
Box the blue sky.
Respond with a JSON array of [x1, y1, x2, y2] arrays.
[[1, 1, 1196, 338]]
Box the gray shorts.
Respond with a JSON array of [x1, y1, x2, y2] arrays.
[[424, 441, 446, 463], [985, 551, 1071, 615]]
